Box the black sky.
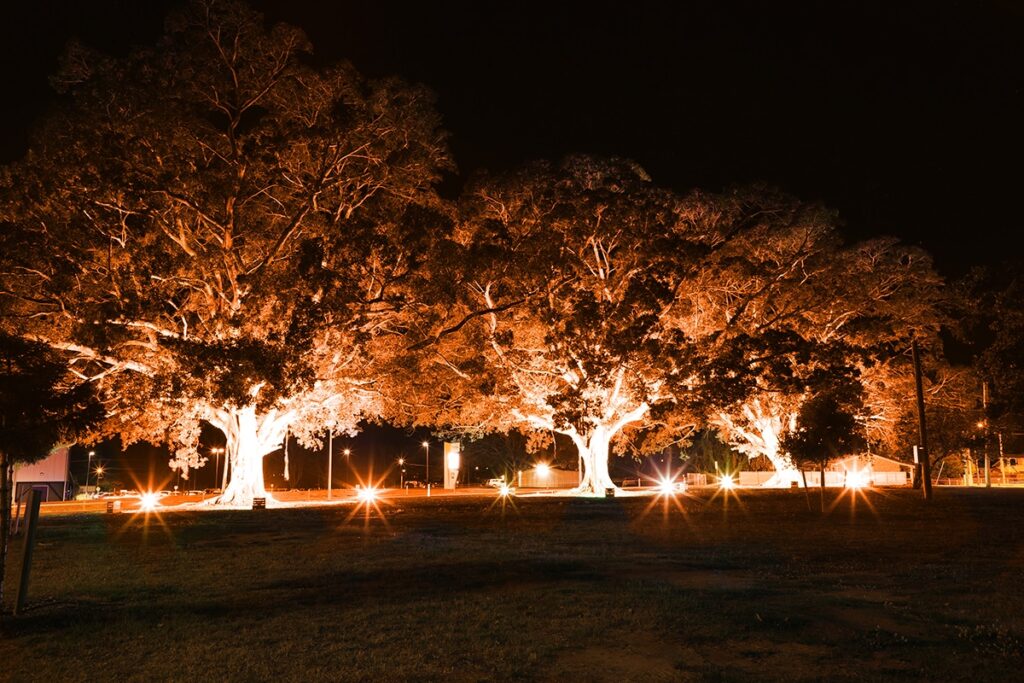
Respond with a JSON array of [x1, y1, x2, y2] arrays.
[[2, 0, 1022, 275]]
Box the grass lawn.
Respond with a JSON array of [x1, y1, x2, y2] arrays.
[[2, 487, 1024, 682]]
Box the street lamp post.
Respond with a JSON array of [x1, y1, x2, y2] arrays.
[[398, 458, 405, 488], [95, 465, 104, 494], [422, 441, 430, 496], [211, 447, 224, 491], [342, 448, 350, 493], [327, 426, 333, 500], [86, 450, 95, 492]]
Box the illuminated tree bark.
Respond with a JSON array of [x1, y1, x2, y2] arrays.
[[207, 406, 289, 507], [573, 427, 616, 493], [716, 400, 801, 487], [566, 424, 620, 493]]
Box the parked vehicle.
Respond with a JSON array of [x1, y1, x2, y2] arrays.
[[486, 478, 505, 488]]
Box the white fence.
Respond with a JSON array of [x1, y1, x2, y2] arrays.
[[738, 471, 776, 486], [736, 470, 910, 487]]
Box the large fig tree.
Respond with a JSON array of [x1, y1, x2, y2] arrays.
[[0, 0, 451, 505], [402, 159, 827, 493]]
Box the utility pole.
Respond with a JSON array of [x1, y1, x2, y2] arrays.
[[999, 433, 1006, 485], [911, 339, 933, 500], [327, 426, 333, 500]]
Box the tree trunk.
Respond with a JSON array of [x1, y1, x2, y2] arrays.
[[757, 420, 800, 488], [210, 406, 286, 507], [819, 460, 826, 513], [1, 453, 12, 614], [760, 439, 802, 488], [572, 426, 618, 494], [727, 404, 801, 488]]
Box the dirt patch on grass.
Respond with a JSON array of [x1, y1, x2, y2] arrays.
[[550, 635, 693, 682]]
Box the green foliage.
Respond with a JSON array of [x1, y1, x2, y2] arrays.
[[460, 429, 536, 481], [0, 331, 103, 612], [680, 430, 744, 473], [782, 381, 867, 470], [958, 262, 1024, 431], [0, 332, 103, 464]]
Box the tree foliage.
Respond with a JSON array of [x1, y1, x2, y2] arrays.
[[713, 229, 946, 481], [0, 0, 451, 504], [401, 160, 913, 491], [958, 262, 1024, 431], [0, 332, 102, 613], [783, 382, 867, 470]]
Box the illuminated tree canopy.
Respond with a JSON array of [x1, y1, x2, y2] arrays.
[[400, 161, 855, 491], [714, 235, 946, 485], [397, 169, 949, 492], [0, 1, 970, 504], [0, 0, 451, 505]]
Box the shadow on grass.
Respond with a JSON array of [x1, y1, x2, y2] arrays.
[[4, 557, 600, 636]]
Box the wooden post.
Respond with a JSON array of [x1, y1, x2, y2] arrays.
[[911, 340, 933, 500], [982, 382, 991, 488], [999, 433, 1006, 486], [14, 488, 42, 615]]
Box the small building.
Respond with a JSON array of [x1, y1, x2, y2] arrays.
[[518, 465, 579, 488], [739, 453, 913, 488], [830, 453, 912, 486], [13, 447, 69, 502]]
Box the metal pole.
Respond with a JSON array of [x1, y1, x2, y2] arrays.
[[911, 339, 932, 500], [425, 443, 430, 497], [327, 428, 333, 500]]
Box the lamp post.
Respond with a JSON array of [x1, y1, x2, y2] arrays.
[[342, 448, 350, 492], [422, 441, 430, 496], [211, 447, 224, 491], [398, 458, 405, 488], [86, 450, 95, 492], [327, 426, 334, 500], [95, 465, 104, 494]]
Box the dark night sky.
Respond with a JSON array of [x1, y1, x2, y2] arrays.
[[3, 1, 1022, 275]]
